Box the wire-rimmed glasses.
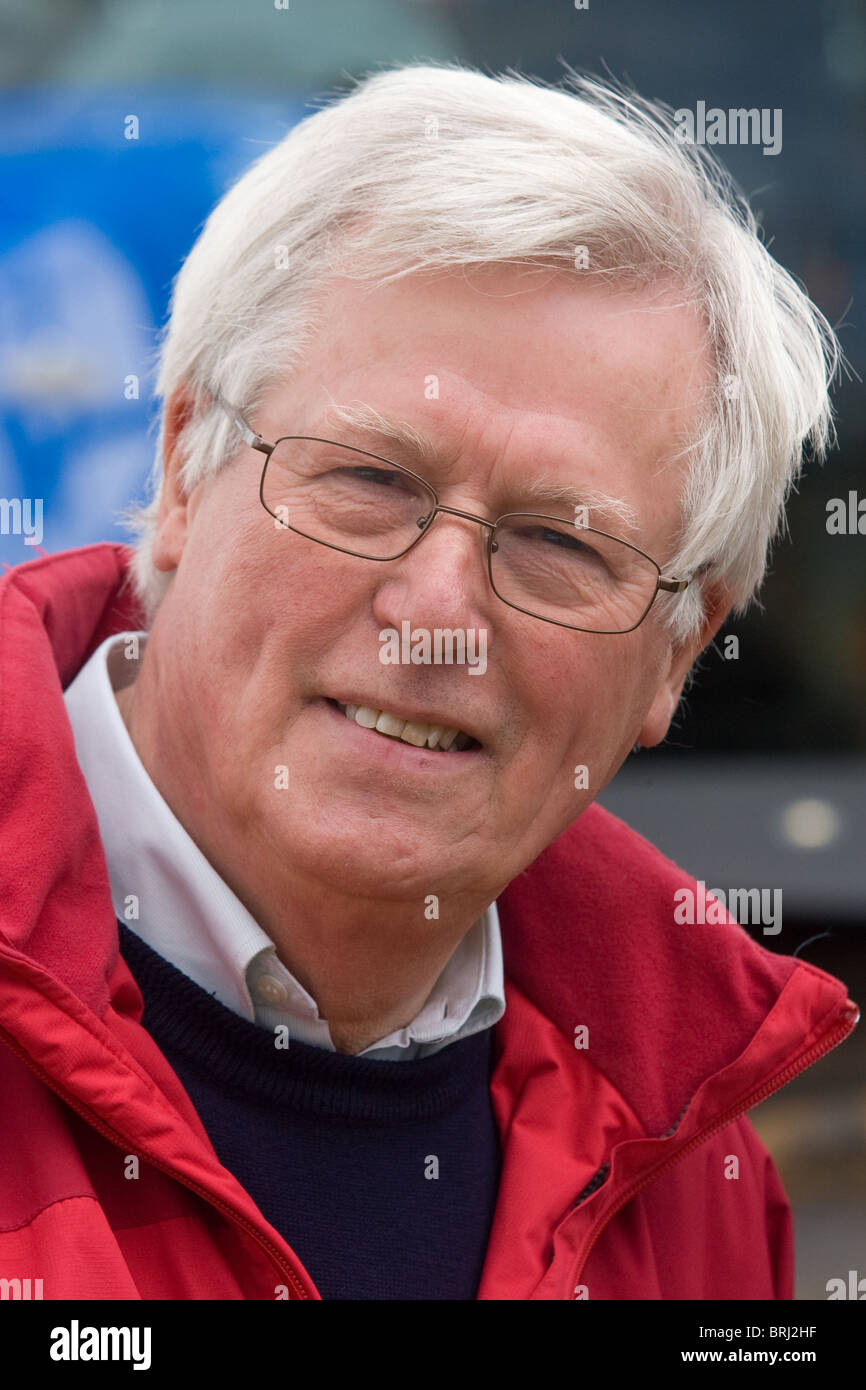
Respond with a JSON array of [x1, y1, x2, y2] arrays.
[[214, 392, 696, 635]]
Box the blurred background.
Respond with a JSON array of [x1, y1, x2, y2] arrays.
[[0, 0, 863, 1298]]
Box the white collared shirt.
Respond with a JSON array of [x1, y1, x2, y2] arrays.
[[63, 632, 505, 1060]]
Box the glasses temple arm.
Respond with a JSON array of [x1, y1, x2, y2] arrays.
[[658, 559, 714, 592], [211, 389, 271, 455]]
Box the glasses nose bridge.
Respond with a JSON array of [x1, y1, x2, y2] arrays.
[[425, 500, 496, 541], [419, 501, 497, 567], [433, 501, 496, 530]]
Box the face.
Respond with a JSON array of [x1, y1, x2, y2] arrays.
[[141, 265, 727, 915]]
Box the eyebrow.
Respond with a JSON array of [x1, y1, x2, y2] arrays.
[[311, 400, 641, 537]]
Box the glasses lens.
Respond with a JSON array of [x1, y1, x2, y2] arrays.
[[262, 438, 436, 559], [490, 514, 658, 632]]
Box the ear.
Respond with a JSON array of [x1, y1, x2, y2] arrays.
[[151, 382, 205, 574], [637, 579, 734, 748]]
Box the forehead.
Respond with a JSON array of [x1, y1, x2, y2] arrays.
[[304, 262, 706, 405]]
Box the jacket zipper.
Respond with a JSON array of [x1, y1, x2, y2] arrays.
[[0, 1026, 312, 1300], [567, 1001, 859, 1297]]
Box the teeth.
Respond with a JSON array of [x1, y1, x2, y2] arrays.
[[375, 710, 406, 737], [399, 721, 429, 747], [335, 701, 475, 750]]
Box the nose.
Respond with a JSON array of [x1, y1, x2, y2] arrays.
[[371, 504, 495, 633]]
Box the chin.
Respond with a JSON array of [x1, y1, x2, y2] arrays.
[[268, 806, 438, 895]]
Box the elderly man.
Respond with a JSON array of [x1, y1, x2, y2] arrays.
[[0, 64, 857, 1302]]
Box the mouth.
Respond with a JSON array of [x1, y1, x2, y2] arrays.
[[324, 698, 483, 753]]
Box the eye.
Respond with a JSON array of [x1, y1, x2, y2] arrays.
[[330, 465, 417, 493], [538, 526, 593, 552], [520, 525, 606, 563]]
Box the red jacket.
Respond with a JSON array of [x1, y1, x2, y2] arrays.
[[0, 544, 858, 1300]]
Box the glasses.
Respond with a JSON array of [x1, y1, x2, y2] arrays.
[[214, 392, 697, 635]]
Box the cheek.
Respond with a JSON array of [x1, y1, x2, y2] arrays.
[[612, 633, 672, 750], [178, 520, 363, 709], [567, 634, 660, 755], [501, 636, 638, 781]]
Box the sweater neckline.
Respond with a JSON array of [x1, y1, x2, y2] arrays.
[[118, 921, 496, 1124]]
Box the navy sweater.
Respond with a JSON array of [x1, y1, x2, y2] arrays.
[[117, 921, 503, 1300]]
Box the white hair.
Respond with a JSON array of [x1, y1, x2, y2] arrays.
[[125, 62, 840, 648]]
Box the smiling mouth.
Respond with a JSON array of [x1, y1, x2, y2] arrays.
[[326, 699, 482, 752]]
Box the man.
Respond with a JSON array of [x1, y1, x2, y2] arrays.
[[0, 64, 857, 1301]]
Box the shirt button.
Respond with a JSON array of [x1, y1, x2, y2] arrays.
[[256, 974, 290, 1006]]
